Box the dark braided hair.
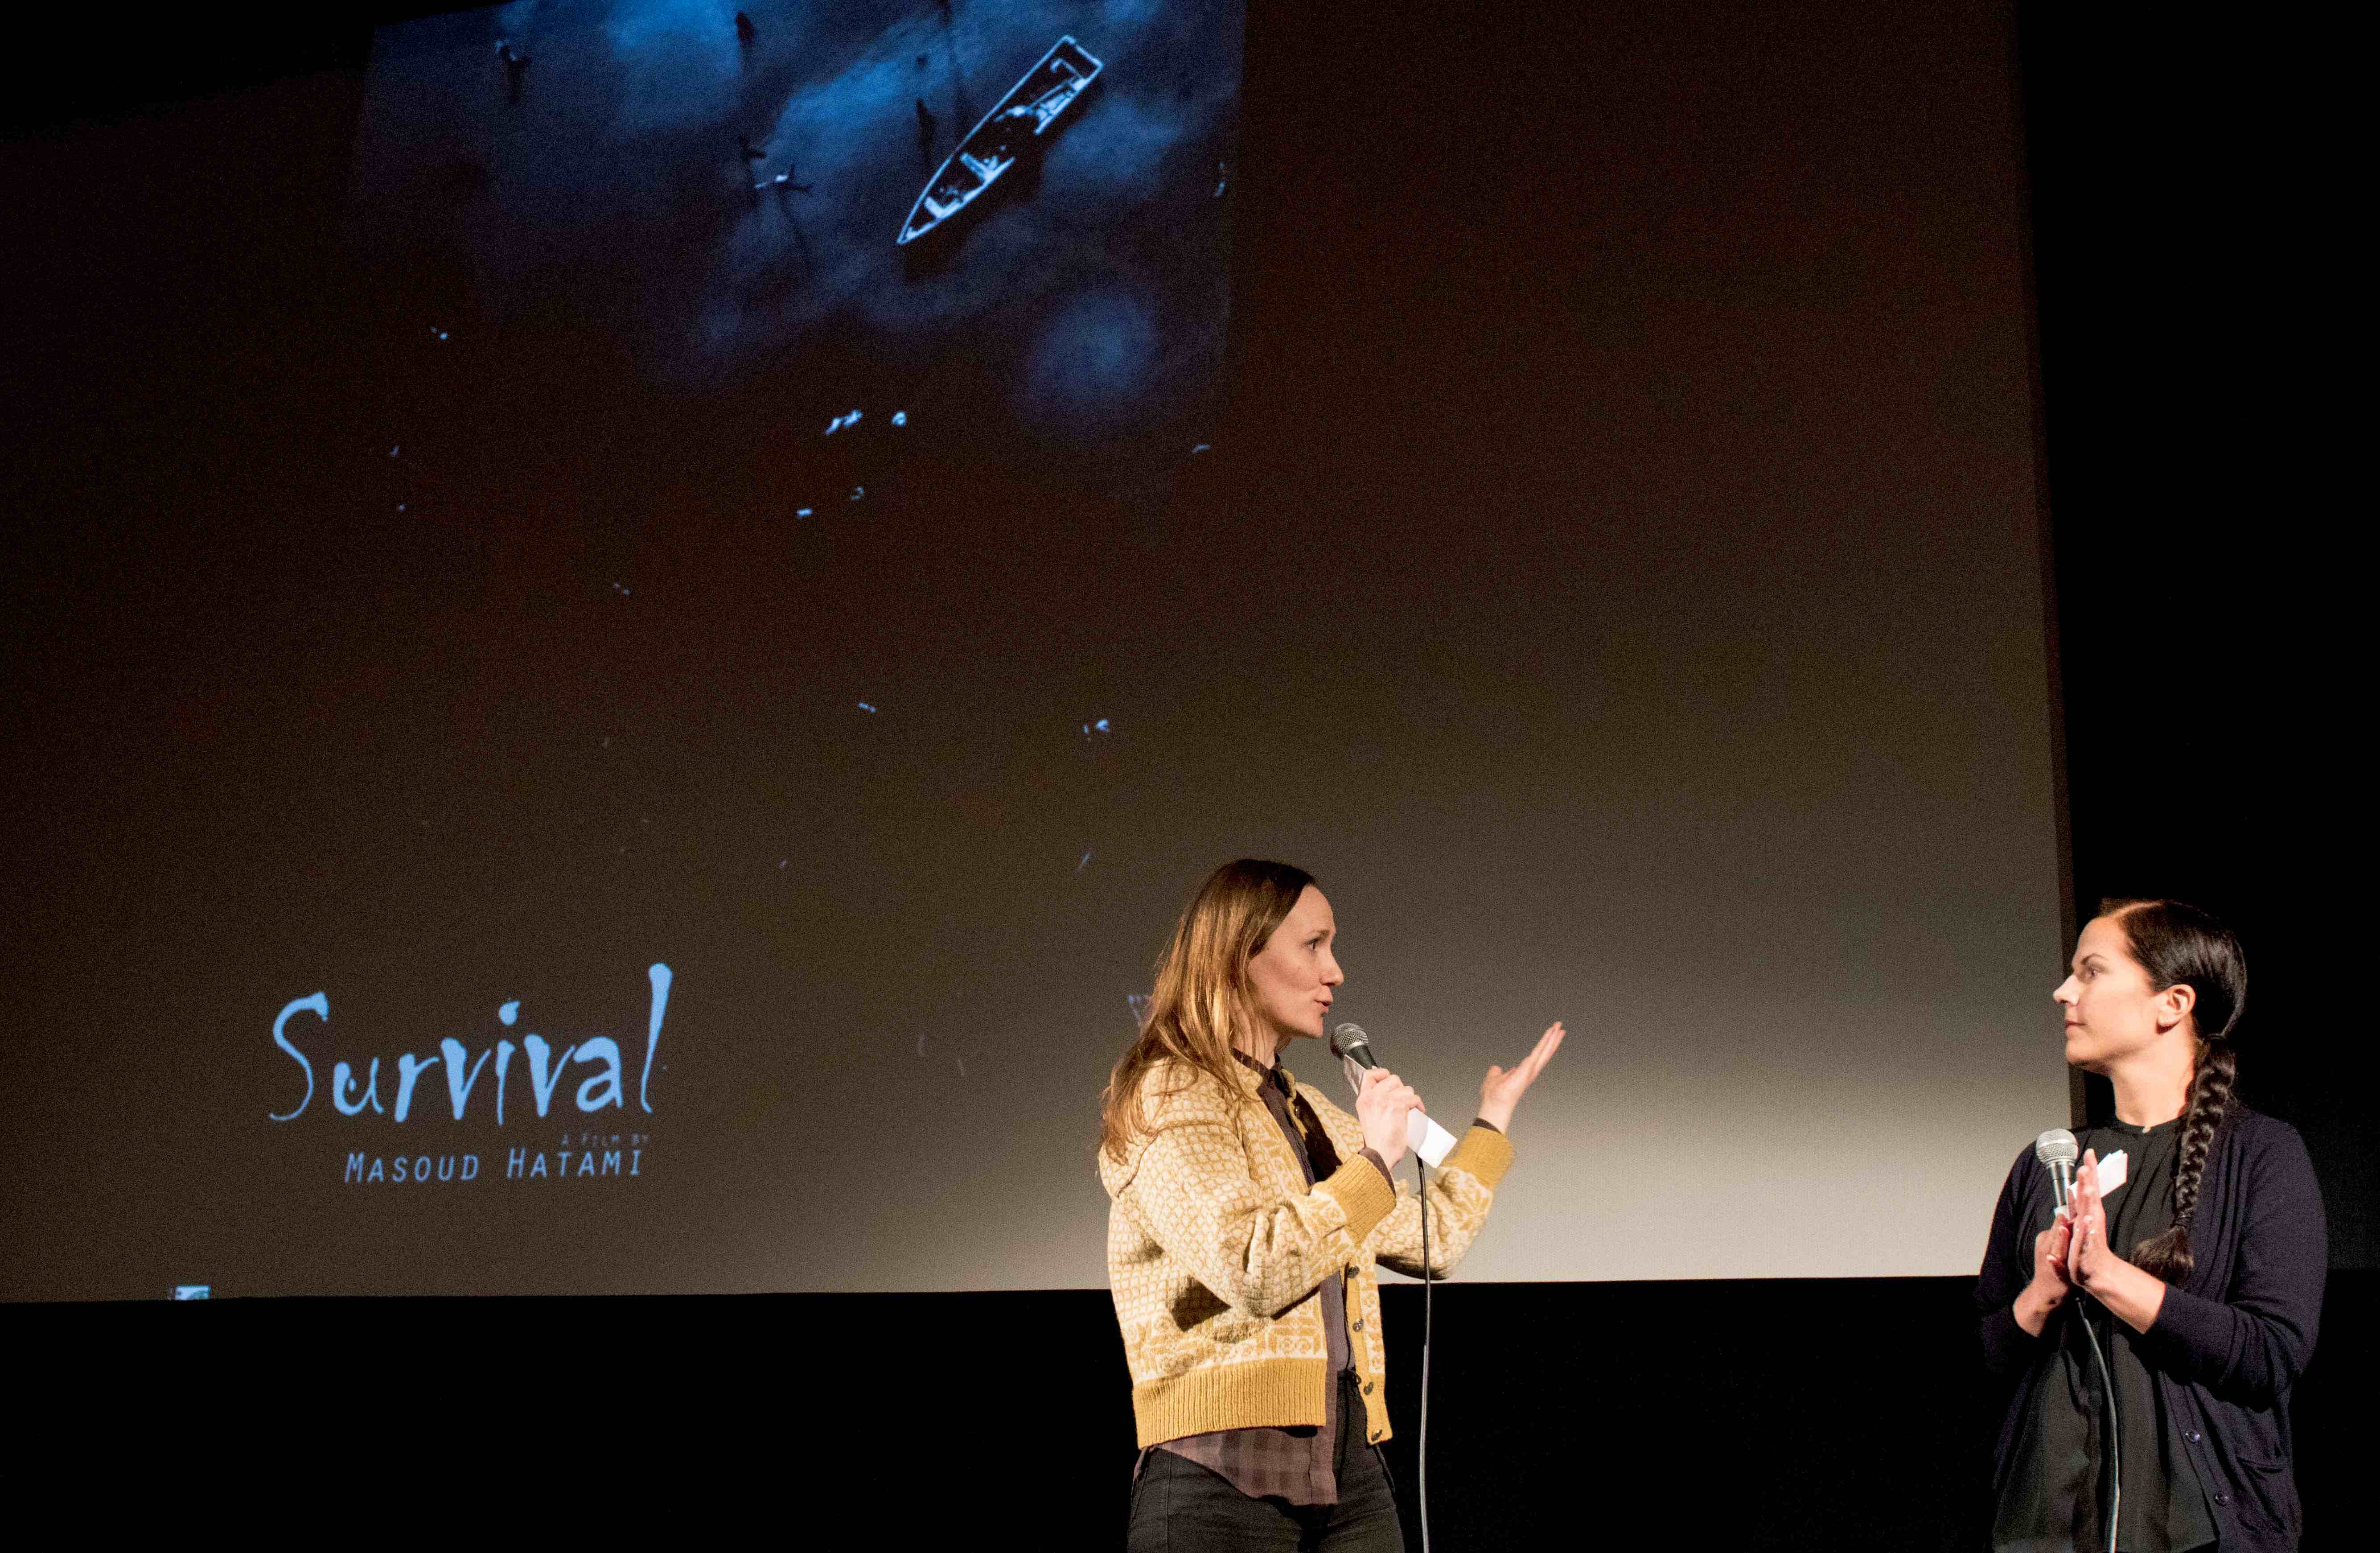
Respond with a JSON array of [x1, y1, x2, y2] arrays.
[[2100, 898, 2246, 1283]]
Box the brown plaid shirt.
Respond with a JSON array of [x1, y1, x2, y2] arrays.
[[1151, 1051, 1392, 1506]]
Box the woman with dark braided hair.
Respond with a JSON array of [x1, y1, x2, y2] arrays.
[[1977, 901, 2326, 1551]]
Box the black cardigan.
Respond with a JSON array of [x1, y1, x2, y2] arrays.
[[1976, 1106, 2327, 1551]]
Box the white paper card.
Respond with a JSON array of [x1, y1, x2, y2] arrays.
[[2096, 1149, 2129, 1197], [1409, 1110, 1458, 1167]]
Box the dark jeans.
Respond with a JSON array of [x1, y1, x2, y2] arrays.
[[1126, 1372, 1406, 1552]]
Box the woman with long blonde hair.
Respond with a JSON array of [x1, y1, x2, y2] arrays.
[[1100, 858, 1562, 1549]]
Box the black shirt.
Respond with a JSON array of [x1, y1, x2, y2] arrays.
[[1998, 1116, 2217, 1552]]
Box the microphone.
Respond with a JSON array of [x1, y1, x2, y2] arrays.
[[2035, 1128, 2079, 1212], [1329, 1021, 1379, 1070], [1332, 1022, 1457, 1167]]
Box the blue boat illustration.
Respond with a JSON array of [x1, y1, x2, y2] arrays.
[[899, 36, 1103, 247]]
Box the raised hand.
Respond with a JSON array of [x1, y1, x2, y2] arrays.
[[2063, 1147, 2170, 1335], [2040, 1213, 2074, 1286], [1477, 1021, 1564, 1134], [2013, 1212, 2075, 1335], [2068, 1149, 2116, 1288]]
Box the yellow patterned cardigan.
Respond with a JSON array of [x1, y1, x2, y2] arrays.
[[1099, 1056, 1514, 1450]]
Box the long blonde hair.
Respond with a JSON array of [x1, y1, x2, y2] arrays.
[[1098, 859, 1315, 1161]]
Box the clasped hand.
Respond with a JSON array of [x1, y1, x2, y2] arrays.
[[2056, 1148, 2132, 1296], [2022, 1147, 2166, 1335]]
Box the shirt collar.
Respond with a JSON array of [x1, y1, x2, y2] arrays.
[[1231, 1048, 1293, 1095]]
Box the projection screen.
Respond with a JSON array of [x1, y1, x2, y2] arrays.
[[0, 0, 2063, 1299]]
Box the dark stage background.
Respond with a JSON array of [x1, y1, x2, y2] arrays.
[[23, 1276, 2380, 1547], [3, 0, 2364, 1546]]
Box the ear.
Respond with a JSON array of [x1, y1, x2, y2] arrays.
[[2155, 980, 2198, 1035]]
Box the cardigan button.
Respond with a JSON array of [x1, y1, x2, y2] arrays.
[[1363, 1380, 1375, 1395], [2212, 1493, 2229, 1506], [1352, 1319, 1365, 1331], [2186, 1429, 2202, 1444]]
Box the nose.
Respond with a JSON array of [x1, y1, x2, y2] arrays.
[[1322, 955, 1344, 988], [2053, 975, 2079, 1007]]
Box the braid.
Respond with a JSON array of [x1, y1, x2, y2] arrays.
[[2131, 1038, 2237, 1281], [2100, 898, 2247, 1285]]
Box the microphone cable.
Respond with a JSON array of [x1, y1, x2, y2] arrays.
[[1417, 1149, 1434, 1553], [2078, 1293, 2120, 1553], [1334, 1026, 1436, 1550]]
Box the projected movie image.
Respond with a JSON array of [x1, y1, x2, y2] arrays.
[[350, 0, 1239, 503], [138, 0, 1254, 1299], [2, 0, 2069, 1307]]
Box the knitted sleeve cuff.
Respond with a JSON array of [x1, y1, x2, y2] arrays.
[[1443, 1122, 1515, 1190], [1322, 1153, 1397, 1243]]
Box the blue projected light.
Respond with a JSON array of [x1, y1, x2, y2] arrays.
[[172, 1285, 211, 1300], [350, 0, 1239, 498], [1019, 288, 1160, 436]]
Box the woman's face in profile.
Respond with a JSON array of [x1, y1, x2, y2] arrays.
[[2054, 915, 2183, 1072], [1248, 886, 1344, 1046]]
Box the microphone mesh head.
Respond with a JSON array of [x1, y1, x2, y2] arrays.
[[2034, 1128, 2079, 1167], [1329, 1022, 1368, 1059]]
